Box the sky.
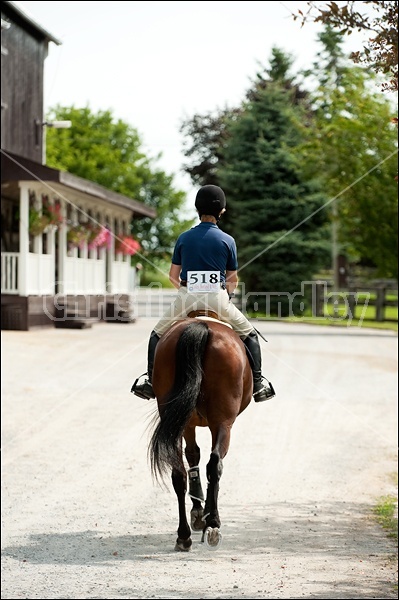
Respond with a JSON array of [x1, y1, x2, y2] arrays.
[[13, 1, 372, 206]]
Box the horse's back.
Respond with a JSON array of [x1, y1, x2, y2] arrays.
[[153, 318, 253, 418]]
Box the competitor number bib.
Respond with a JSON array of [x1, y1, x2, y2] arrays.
[[187, 270, 221, 293]]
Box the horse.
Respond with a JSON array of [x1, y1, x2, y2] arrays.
[[148, 313, 253, 551]]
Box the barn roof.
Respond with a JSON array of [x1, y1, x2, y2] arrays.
[[1, 1, 62, 45], [1, 151, 157, 219]]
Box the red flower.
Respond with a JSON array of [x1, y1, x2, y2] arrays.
[[88, 225, 112, 250], [115, 235, 141, 256]]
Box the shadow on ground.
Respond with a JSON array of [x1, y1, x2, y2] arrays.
[[2, 500, 397, 599]]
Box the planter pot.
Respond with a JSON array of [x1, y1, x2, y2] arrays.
[[43, 225, 58, 234]]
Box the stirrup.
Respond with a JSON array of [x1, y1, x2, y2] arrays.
[[131, 374, 155, 400], [253, 379, 276, 402]]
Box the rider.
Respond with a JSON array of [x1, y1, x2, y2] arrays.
[[131, 184, 276, 403]]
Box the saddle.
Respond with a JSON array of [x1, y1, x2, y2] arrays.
[[188, 309, 219, 320], [187, 310, 232, 328]]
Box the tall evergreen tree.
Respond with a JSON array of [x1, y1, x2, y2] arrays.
[[180, 46, 310, 188], [219, 83, 330, 315], [180, 48, 331, 314]]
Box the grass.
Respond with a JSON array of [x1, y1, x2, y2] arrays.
[[373, 494, 398, 541], [139, 268, 174, 288], [249, 295, 398, 332], [251, 308, 398, 332], [279, 316, 398, 332], [300, 296, 397, 331], [323, 292, 398, 322]]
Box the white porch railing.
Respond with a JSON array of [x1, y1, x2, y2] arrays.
[[63, 256, 106, 294], [1, 252, 55, 295], [1, 254, 136, 296], [113, 261, 135, 293], [1, 253, 19, 294], [26, 253, 55, 295]]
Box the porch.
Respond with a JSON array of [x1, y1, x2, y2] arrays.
[[1, 152, 155, 330]]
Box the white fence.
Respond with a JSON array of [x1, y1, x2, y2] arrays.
[[26, 253, 55, 295], [2, 252, 55, 295], [1, 252, 136, 296], [1, 253, 19, 294], [112, 261, 135, 293], [63, 256, 106, 294]]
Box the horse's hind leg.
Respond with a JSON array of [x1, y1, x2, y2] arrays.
[[171, 466, 192, 552], [203, 451, 223, 529], [201, 450, 223, 548], [184, 427, 205, 531], [202, 424, 233, 549], [188, 467, 205, 530]]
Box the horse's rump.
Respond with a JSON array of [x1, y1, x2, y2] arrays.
[[153, 318, 252, 412]]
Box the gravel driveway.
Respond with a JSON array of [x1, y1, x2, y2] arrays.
[[1, 318, 397, 599]]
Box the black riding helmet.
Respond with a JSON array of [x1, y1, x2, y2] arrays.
[[195, 185, 226, 219]]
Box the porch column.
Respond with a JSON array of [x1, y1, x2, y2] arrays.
[[18, 182, 30, 296], [33, 194, 43, 255], [106, 215, 114, 293], [57, 199, 68, 294]]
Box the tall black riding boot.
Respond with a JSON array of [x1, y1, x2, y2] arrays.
[[131, 330, 160, 400], [242, 330, 276, 402]]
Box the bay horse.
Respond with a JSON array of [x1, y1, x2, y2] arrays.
[[149, 314, 253, 551]]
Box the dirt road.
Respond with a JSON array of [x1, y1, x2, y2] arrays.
[[1, 318, 397, 599]]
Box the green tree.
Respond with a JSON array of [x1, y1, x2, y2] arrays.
[[181, 48, 330, 313], [302, 28, 398, 279], [180, 106, 240, 187], [45, 105, 194, 271], [247, 46, 311, 106], [219, 83, 331, 315], [180, 46, 312, 188]]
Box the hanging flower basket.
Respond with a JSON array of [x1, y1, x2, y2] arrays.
[[87, 224, 112, 250], [29, 199, 64, 236], [67, 224, 91, 249], [42, 198, 64, 227], [29, 209, 51, 236], [115, 235, 141, 256]]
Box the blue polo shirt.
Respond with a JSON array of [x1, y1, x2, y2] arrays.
[[172, 222, 238, 283]]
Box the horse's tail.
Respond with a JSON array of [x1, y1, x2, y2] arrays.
[[149, 320, 209, 480]]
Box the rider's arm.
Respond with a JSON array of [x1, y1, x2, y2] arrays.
[[169, 263, 182, 289], [225, 270, 238, 296]]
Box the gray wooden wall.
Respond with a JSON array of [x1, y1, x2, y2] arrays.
[[1, 9, 46, 163]]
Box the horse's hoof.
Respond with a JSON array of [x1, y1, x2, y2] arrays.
[[202, 527, 222, 550], [190, 508, 204, 531], [174, 537, 192, 552]]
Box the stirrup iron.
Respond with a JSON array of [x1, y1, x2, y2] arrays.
[[131, 373, 155, 400]]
